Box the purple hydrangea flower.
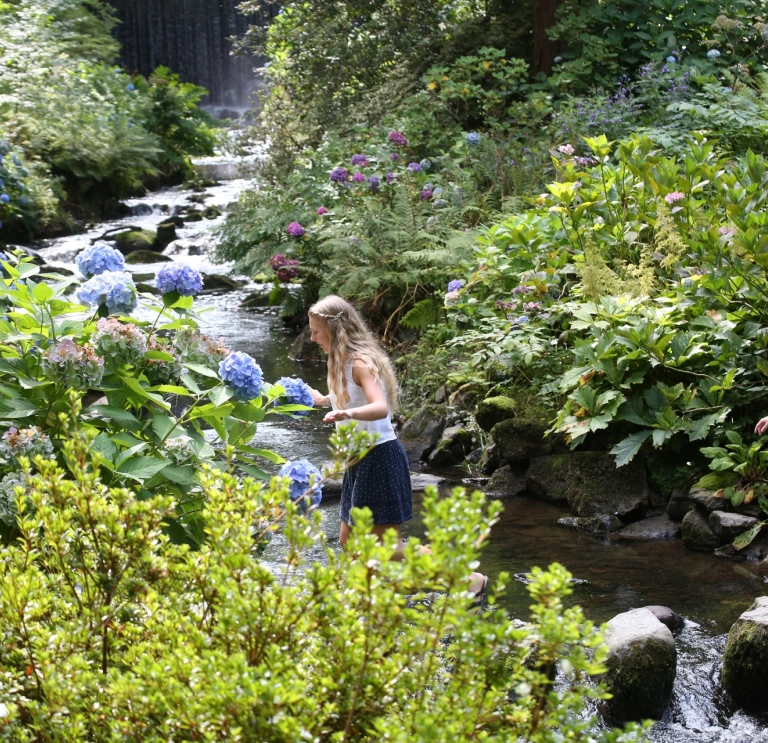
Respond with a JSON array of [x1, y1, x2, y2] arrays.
[[444, 290, 460, 307], [466, 132, 481, 146], [447, 279, 465, 292], [330, 167, 349, 183], [388, 130, 408, 147], [275, 376, 314, 416], [390, 153, 400, 161], [523, 301, 542, 312], [287, 221, 306, 237], [155, 263, 203, 297], [513, 315, 529, 325], [279, 458, 323, 511], [407, 162, 421, 173], [385, 172, 396, 184], [665, 191, 685, 204], [512, 285, 533, 295], [367, 176, 381, 192], [218, 351, 264, 400], [316, 206, 328, 215], [420, 189, 433, 201], [75, 243, 125, 278], [77, 271, 138, 315], [350, 154, 369, 166], [352, 172, 366, 183], [91, 318, 148, 365]]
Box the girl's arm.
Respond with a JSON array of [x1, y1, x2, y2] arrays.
[[322, 360, 388, 423], [307, 386, 330, 407]]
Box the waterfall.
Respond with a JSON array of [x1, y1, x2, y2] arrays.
[[106, 0, 274, 116]]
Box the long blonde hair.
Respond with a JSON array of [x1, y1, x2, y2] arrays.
[[309, 295, 399, 412]]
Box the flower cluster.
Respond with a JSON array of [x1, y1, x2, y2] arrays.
[[367, 176, 380, 192], [275, 376, 314, 416], [466, 132, 481, 146], [350, 154, 369, 166], [444, 290, 461, 307], [316, 206, 328, 215], [512, 315, 529, 326], [352, 172, 366, 183], [522, 301, 542, 313], [278, 458, 323, 512], [557, 143, 575, 155], [91, 318, 148, 365], [419, 188, 433, 201], [269, 254, 301, 282], [495, 299, 516, 311], [77, 271, 138, 315], [512, 285, 533, 295], [0, 472, 26, 527], [388, 131, 408, 147], [447, 279, 465, 293], [163, 435, 195, 464], [155, 263, 203, 297], [219, 351, 263, 400], [707, 49, 721, 60], [42, 339, 104, 390], [665, 191, 685, 204], [144, 336, 182, 384], [287, 221, 305, 237], [0, 426, 53, 464], [75, 243, 125, 278], [407, 162, 421, 173], [174, 328, 229, 371], [330, 167, 349, 183]]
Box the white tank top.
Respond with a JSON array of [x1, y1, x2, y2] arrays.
[[329, 361, 397, 445]]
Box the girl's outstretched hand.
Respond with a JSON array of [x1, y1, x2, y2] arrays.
[[323, 409, 354, 424], [756, 416, 768, 435]]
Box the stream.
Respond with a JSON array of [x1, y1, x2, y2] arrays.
[[30, 172, 768, 743]]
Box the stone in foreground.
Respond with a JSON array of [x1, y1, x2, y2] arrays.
[[681, 508, 720, 552], [602, 607, 677, 723], [709, 511, 758, 542], [619, 514, 681, 540], [721, 596, 768, 712]]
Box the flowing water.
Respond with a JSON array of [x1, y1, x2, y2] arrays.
[[31, 175, 768, 743]]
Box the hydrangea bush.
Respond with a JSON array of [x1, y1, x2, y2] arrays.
[[0, 250, 314, 546]]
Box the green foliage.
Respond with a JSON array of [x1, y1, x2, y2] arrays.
[[0, 252, 311, 546], [0, 421, 640, 741]]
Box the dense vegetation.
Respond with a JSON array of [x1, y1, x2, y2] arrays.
[[219, 0, 768, 490], [0, 0, 220, 239]]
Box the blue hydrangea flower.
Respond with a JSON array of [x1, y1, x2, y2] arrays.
[[155, 263, 203, 297], [75, 243, 125, 278], [0, 194, 9, 204], [666, 55, 676, 64], [77, 271, 138, 315], [275, 376, 314, 416], [419, 158, 432, 171], [707, 49, 721, 59], [218, 351, 264, 400], [466, 132, 481, 146], [447, 279, 465, 292], [127, 83, 136, 91], [279, 458, 323, 512], [407, 162, 421, 173]]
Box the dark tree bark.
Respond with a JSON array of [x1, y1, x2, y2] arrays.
[[532, 0, 566, 76]]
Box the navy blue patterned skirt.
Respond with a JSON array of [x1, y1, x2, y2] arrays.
[[340, 439, 413, 526]]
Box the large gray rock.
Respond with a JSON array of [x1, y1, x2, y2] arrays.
[[525, 454, 570, 505], [666, 488, 691, 521], [645, 605, 684, 633], [490, 417, 551, 463], [709, 511, 758, 542], [688, 488, 724, 513], [124, 250, 172, 264], [714, 532, 768, 561], [566, 451, 649, 520], [619, 514, 681, 540], [427, 424, 474, 467], [602, 608, 677, 723], [201, 273, 238, 292], [681, 508, 721, 552], [485, 465, 527, 499], [722, 596, 768, 711], [398, 405, 446, 465], [557, 514, 623, 534], [474, 396, 516, 432]]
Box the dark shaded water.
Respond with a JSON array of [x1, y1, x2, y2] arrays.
[[36, 178, 768, 743]]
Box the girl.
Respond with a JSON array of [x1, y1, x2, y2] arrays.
[[306, 295, 487, 599]]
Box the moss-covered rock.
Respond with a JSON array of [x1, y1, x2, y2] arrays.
[[525, 454, 570, 505], [491, 416, 551, 463], [124, 250, 172, 264], [602, 608, 677, 723], [566, 451, 649, 520], [202, 204, 223, 219], [485, 464, 527, 499], [474, 396, 516, 432], [681, 507, 721, 552], [427, 425, 474, 467], [557, 514, 623, 534], [722, 596, 768, 711], [693, 471, 739, 491], [201, 273, 238, 292], [113, 229, 158, 255], [155, 221, 177, 248], [184, 211, 204, 223]]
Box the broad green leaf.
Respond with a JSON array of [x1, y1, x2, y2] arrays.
[[115, 442, 149, 468], [91, 433, 117, 462], [31, 281, 54, 303], [184, 362, 220, 379], [0, 398, 38, 418], [151, 414, 177, 442], [734, 523, 764, 550], [117, 456, 170, 482], [238, 463, 270, 480], [209, 385, 234, 407], [85, 405, 141, 432], [160, 464, 199, 486], [610, 431, 651, 467], [238, 445, 286, 464]]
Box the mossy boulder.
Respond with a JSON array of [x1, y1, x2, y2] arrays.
[[184, 211, 204, 223], [566, 451, 649, 520], [124, 250, 172, 264], [485, 464, 527, 499], [491, 416, 551, 463], [475, 396, 516, 432], [201, 273, 238, 292], [202, 204, 223, 219], [241, 289, 271, 308], [694, 471, 739, 491], [525, 454, 570, 505], [427, 424, 474, 467], [399, 404, 446, 465], [602, 608, 677, 723], [113, 229, 158, 255], [155, 221, 177, 248], [722, 596, 768, 711], [557, 514, 623, 534], [681, 507, 721, 552]]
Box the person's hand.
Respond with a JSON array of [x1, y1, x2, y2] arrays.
[[756, 417, 768, 435], [323, 409, 354, 424]]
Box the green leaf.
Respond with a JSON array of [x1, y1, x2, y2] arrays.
[[85, 405, 141, 432], [238, 445, 286, 464], [238, 463, 270, 480], [734, 523, 764, 550], [151, 414, 177, 442], [0, 398, 38, 418], [160, 464, 199, 486], [209, 386, 234, 407], [610, 431, 651, 467], [31, 281, 54, 303], [116, 456, 170, 482], [231, 402, 265, 422], [91, 433, 117, 462], [184, 362, 220, 379], [151, 385, 191, 395]]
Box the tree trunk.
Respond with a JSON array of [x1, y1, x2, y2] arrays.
[[532, 0, 566, 76]]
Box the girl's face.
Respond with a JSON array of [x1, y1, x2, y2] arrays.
[[309, 315, 330, 353]]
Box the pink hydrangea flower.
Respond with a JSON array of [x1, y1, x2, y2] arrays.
[[316, 206, 328, 215], [287, 222, 305, 237], [557, 144, 575, 155], [665, 191, 685, 204]]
